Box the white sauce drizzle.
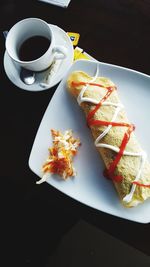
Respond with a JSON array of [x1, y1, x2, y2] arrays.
[[77, 65, 146, 203]]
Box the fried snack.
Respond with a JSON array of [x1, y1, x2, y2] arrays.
[[67, 70, 150, 207]]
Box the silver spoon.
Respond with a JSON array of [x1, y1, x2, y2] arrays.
[[20, 68, 35, 85]]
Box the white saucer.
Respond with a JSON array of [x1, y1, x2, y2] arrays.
[[3, 24, 74, 91]]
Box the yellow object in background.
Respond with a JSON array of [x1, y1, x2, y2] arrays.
[[67, 31, 93, 61], [74, 47, 91, 61], [67, 32, 80, 46]]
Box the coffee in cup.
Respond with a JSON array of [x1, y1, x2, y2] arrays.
[[19, 35, 51, 61]]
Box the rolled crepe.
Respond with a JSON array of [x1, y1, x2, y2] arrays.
[[67, 70, 150, 207]]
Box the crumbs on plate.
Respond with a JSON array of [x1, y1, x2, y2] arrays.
[[36, 129, 81, 184]]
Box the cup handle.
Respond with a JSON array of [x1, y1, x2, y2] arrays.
[[52, 45, 67, 60]]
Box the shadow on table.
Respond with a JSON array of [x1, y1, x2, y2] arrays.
[[47, 220, 150, 267]]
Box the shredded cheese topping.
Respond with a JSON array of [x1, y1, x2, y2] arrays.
[[36, 129, 81, 184]]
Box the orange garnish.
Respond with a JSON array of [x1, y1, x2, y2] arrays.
[[42, 129, 81, 180]]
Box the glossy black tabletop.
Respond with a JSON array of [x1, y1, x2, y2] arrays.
[[1, 1, 150, 266]]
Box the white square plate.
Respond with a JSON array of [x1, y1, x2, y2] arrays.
[[29, 59, 150, 223]]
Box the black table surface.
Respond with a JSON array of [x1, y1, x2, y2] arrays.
[[1, 1, 150, 266]]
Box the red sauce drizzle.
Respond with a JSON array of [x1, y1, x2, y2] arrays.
[[72, 80, 135, 182], [71, 80, 150, 188], [132, 181, 150, 188]]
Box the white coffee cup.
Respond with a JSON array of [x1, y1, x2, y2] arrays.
[[5, 18, 67, 72]]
